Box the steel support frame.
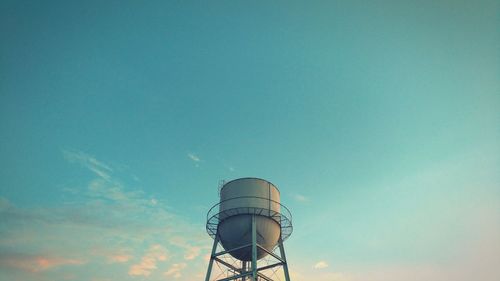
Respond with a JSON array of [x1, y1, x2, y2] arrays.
[[204, 214, 291, 281]]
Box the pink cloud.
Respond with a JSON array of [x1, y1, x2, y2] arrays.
[[169, 236, 202, 261], [128, 244, 169, 276], [128, 256, 157, 276], [183, 246, 201, 260], [108, 254, 132, 263], [1, 255, 85, 273], [164, 263, 187, 279]]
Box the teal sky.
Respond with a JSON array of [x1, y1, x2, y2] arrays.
[[1, 1, 499, 281]]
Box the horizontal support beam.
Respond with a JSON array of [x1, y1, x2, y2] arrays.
[[215, 264, 284, 281], [257, 272, 274, 281], [213, 257, 241, 273], [214, 243, 252, 257], [258, 262, 284, 272], [216, 271, 252, 281]]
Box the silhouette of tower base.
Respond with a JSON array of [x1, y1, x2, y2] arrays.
[[204, 215, 291, 281]]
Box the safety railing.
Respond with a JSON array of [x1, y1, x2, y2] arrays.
[[206, 196, 293, 242]]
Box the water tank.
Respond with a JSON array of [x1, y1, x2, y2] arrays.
[[205, 177, 293, 280], [216, 178, 282, 261]]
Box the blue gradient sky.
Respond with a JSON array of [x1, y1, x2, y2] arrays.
[[1, 1, 499, 281]]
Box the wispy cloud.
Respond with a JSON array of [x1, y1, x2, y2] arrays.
[[150, 198, 158, 205], [293, 193, 309, 202], [0, 254, 85, 273], [184, 247, 202, 260], [63, 150, 113, 181], [187, 153, 201, 162], [187, 152, 202, 168], [0, 150, 211, 281], [314, 261, 329, 269], [169, 236, 204, 261], [291, 266, 351, 281], [164, 263, 187, 279], [128, 244, 169, 277], [108, 254, 133, 263]]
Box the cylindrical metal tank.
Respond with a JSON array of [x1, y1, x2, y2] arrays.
[[217, 178, 281, 261]]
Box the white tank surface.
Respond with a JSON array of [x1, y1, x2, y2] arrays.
[[216, 178, 283, 261]]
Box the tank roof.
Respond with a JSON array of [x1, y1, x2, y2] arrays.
[[220, 177, 281, 194]]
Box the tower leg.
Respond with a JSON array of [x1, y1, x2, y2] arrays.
[[278, 238, 291, 281], [205, 234, 220, 281], [251, 214, 257, 281]]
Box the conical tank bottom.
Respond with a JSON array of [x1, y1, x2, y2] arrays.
[[218, 214, 280, 261]]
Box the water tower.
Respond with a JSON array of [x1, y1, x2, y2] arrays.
[[204, 178, 293, 281]]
